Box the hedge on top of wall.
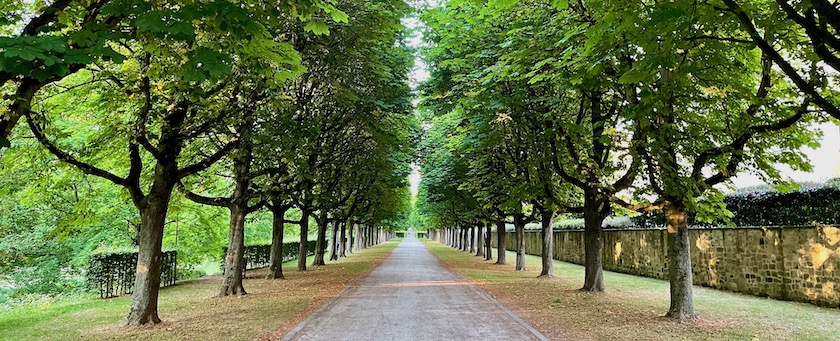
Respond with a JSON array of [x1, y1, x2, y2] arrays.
[[632, 180, 840, 228]]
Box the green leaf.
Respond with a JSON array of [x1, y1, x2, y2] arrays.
[[617, 69, 647, 84], [183, 48, 232, 82], [0, 136, 9, 149], [552, 0, 569, 10], [489, 0, 519, 9], [304, 19, 330, 35]]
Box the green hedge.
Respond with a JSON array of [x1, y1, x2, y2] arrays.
[[87, 250, 177, 299], [222, 240, 317, 271], [632, 183, 840, 228]]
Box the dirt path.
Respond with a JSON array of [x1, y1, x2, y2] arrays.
[[279, 234, 549, 341]]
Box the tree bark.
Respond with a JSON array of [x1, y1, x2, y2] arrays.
[[339, 221, 347, 258], [476, 223, 485, 257], [496, 220, 506, 265], [298, 209, 310, 271], [461, 227, 467, 251], [485, 223, 492, 261], [514, 214, 526, 271], [267, 205, 287, 279], [329, 219, 339, 261], [539, 208, 554, 277], [125, 191, 170, 326], [360, 224, 366, 249], [363, 225, 369, 248], [665, 201, 697, 319], [582, 193, 606, 291], [219, 110, 254, 296], [469, 226, 476, 253], [353, 223, 361, 251], [220, 204, 247, 296], [313, 213, 328, 266]]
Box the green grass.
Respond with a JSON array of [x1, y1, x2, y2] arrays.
[[428, 243, 840, 341], [0, 242, 399, 341]]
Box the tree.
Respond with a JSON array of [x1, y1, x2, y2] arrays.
[[590, 1, 821, 319]]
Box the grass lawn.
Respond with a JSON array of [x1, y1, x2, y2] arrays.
[[0, 240, 400, 341], [427, 241, 840, 341]]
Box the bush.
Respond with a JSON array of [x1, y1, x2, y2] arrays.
[[221, 240, 317, 271], [86, 250, 177, 299], [632, 180, 840, 228]]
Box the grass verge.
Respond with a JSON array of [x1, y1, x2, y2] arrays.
[[427, 242, 840, 341], [0, 240, 400, 341]]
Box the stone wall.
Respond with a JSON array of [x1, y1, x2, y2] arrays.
[[490, 225, 840, 307]]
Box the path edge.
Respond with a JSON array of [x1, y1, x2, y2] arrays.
[[275, 240, 403, 341], [425, 240, 552, 341]]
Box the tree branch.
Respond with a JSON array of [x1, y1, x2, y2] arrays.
[[25, 111, 129, 188], [178, 139, 239, 179]]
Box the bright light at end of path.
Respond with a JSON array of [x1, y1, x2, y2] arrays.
[[410, 164, 421, 197]]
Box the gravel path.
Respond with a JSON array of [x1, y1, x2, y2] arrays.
[[280, 234, 548, 341]]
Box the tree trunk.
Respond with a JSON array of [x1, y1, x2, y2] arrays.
[[353, 223, 361, 251], [220, 203, 247, 296], [125, 185, 173, 326], [476, 224, 485, 257], [339, 221, 347, 258], [469, 226, 476, 253], [582, 193, 606, 291], [452, 227, 457, 248], [464, 227, 469, 251], [514, 214, 526, 271], [665, 201, 697, 319], [496, 221, 506, 265], [313, 213, 328, 266], [329, 219, 339, 261], [363, 225, 369, 248], [298, 209, 310, 271], [485, 223, 492, 261], [360, 224, 366, 249], [539, 208, 554, 277], [461, 227, 467, 251], [267, 205, 287, 279]]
